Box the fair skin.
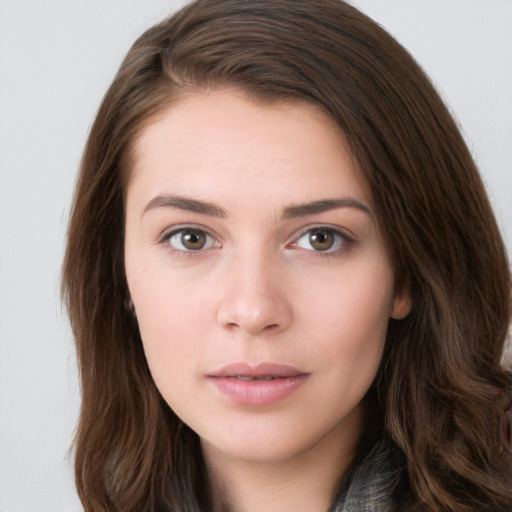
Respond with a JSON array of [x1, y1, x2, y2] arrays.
[[124, 89, 410, 512]]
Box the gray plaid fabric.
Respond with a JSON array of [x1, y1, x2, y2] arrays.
[[329, 438, 404, 512]]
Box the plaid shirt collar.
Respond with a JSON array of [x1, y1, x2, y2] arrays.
[[329, 438, 404, 512]]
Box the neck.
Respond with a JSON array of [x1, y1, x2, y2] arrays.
[[202, 409, 364, 512]]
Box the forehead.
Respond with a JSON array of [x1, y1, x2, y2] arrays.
[[128, 89, 370, 209]]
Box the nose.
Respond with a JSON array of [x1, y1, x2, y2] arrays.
[[216, 254, 293, 337]]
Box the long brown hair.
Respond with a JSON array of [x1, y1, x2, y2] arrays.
[[62, 1, 512, 510]]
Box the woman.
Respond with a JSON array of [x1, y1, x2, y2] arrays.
[[62, 0, 512, 510]]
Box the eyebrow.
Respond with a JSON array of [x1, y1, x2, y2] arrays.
[[142, 194, 372, 220], [143, 194, 228, 218], [282, 198, 373, 219]]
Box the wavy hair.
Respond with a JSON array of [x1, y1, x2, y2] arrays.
[[62, 0, 512, 510]]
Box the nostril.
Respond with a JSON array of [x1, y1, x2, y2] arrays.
[[216, 297, 293, 335], [221, 319, 281, 334]]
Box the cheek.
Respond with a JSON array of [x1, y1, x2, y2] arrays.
[[126, 260, 197, 384], [300, 261, 393, 367], [127, 257, 227, 407], [135, 301, 197, 405], [136, 288, 197, 354]]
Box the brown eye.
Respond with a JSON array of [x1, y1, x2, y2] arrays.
[[181, 230, 206, 250], [309, 229, 335, 251], [166, 228, 215, 251], [294, 227, 351, 253]]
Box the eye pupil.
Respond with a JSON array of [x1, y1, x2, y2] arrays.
[[309, 229, 334, 251], [181, 230, 206, 250]]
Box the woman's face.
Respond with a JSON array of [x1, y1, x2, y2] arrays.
[[125, 90, 410, 464]]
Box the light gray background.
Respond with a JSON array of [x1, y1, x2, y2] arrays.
[[1, 1, 511, 510]]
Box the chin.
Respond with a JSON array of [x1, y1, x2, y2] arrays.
[[199, 416, 349, 465]]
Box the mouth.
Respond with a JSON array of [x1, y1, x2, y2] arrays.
[[232, 375, 281, 381], [207, 362, 308, 406], [208, 362, 306, 379]]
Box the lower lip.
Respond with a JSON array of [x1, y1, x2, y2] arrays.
[[208, 375, 307, 406]]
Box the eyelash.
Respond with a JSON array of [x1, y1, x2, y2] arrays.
[[158, 225, 355, 257]]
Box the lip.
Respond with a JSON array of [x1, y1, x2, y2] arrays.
[[209, 362, 304, 378], [207, 362, 308, 406]]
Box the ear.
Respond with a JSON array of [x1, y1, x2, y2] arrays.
[[390, 283, 412, 320]]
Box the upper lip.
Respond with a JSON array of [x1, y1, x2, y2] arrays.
[[208, 362, 305, 378]]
